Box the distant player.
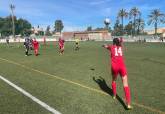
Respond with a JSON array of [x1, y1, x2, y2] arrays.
[[24, 38, 30, 56], [75, 38, 80, 50], [29, 38, 33, 50], [32, 38, 39, 56], [102, 38, 132, 109], [58, 37, 65, 55], [6, 37, 9, 46], [43, 36, 46, 45]]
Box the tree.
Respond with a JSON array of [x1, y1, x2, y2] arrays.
[[130, 7, 140, 35], [54, 20, 64, 33], [0, 16, 32, 37], [117, 8, 128, 35], [45, 25, 52, 36], [87, 26, 92, 31], [135, 17, 145, 35], [148, 9, 165, 35], [93, 27, 111, 32], [0, 16, 13, 36], [94, 27, 105, 31], [112, 19, 123, 36], [16, 18, 32, 36], [124, 21, 133, 35]]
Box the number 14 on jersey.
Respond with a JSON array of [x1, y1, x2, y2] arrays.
[[115, 47, 123, 56]]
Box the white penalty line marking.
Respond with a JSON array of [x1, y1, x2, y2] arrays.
[[0, 75, 61, 114]]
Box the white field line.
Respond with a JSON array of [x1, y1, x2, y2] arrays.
[[0, 75, 61, 114]]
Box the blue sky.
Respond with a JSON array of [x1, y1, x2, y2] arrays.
[[0, 0, 165, 31]]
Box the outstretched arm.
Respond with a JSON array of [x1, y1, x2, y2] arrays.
[[102, 44, 109, 49]]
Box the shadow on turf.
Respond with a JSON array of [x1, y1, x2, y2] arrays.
[[27, 54, 32, 56], [26, 54, 41, 56], [93, 76, 127, 110]]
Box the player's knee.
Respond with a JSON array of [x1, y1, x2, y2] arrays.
[[123, 83, 128, 87], [122, 76, 128, 87]]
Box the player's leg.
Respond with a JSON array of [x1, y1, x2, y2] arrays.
[[122, 76, 132, 109], [111, 67, 118, 99], [34, 49, 38, 56], [34, 49, 36, 55], [75, 43, 79, 50], [75, 44, 77, 50], [36, 48, 39, 55], [25, 47, 29, 56], [61, 46, 64, 54], [36, 49, 38, 55], [77, 44, 79, 50], [25, 49, 28, 56], [111, 74, 117, 99], [59, 46, 62, 55], [120, 67, 132, 109]]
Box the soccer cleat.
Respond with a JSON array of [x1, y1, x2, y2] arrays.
[[127, 105, 133, 110], [112, 95, 116, 99]]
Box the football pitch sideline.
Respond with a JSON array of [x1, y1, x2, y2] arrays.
[[0, 42, 164, 114]]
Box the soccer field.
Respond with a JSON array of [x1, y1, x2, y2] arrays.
[[0, 41, 164, 114]]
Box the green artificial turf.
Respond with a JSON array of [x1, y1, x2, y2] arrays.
[[0, 41, 164, 114]]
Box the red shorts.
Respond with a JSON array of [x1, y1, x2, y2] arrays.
[[34, 48, 38, 51], [34, 47, 38, 50], [111, 64, 127, 77], [60, 45, 64, 49]]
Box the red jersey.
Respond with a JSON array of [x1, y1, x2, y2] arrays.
[[59, 38, 64, 46], [33, 41, 39, 49], [106, 45, 127, 76], [107, 45, 124, 65]]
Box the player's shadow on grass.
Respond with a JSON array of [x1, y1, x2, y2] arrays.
[[93, 76, 127, 109], [27, 54, 32, 56]]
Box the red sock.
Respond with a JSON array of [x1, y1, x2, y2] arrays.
[[124, 86, 131, 105], [111, 81, 116, 96]]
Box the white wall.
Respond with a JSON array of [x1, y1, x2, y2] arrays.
[[0, 38, 57, 43]]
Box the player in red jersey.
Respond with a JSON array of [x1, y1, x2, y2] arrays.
[[32, 38, 39, 56], [58, 37, 65, 55], [102, 38, 132, 109]]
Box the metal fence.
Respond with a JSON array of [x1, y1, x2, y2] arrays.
[[0, 35, 164, 43]]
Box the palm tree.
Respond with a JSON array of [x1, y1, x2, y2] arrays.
[[148, 9, 165, 35], [130, 7, 140, 35], [117, 8, 128, 35], [135, 18, 145, 35], [135, 13, 145, 35]]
